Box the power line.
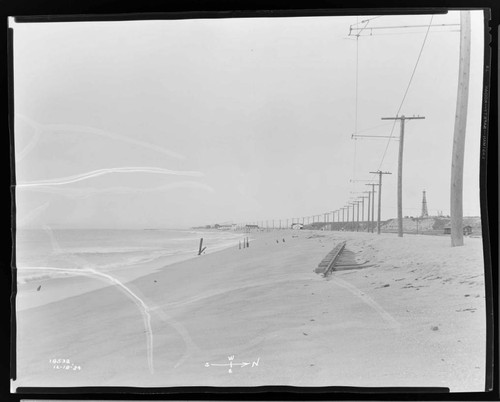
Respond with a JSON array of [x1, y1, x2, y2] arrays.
[[376, 15, 434, 172], [355, 16, 360, 134], [352, 16, 360, 187], [352, 122, 394, 135]]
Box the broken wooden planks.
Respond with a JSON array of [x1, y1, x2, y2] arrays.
[[314, 241, 346, 277]]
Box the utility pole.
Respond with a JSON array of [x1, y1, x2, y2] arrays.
[[363, 191, 371, 231], [359, 195, 369, 230], [365, 183, 379, 233], [451, 10, 471, 247], [352, 201, 361, 231], [369, 171, 392, 234], [349, 202, 358, 231], [381, 115, 425, 237], [345, 205, 350, 231]]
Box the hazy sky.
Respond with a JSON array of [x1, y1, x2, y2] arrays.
[[12, 11, 485, 229]]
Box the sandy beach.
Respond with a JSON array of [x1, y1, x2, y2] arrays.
[[13, 230, 486, 391]]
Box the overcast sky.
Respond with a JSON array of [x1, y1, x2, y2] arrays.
[[12, 10, 485, 229]]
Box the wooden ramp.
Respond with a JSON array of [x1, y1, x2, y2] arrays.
[[314, 241, 346, 277]]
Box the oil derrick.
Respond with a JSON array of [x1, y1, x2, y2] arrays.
[[421, 190, 429, 218]]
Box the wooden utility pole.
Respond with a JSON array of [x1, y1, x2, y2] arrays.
[[363, 191, 371, 231], [349, 203, 358, 231], [352, 201, 361, 231], [349, 203, 355, 231], [365, 183, 379, 233], [451, 10, 471, 247], [381, 115, 425, 237], [345, 205, 350, 230], [359, 195, 369, 229], [370, 171, 392, 234]]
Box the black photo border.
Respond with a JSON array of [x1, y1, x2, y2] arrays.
[[2, 0, 498, 401]]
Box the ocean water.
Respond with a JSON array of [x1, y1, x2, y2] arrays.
[[15, 228, 246, 284]]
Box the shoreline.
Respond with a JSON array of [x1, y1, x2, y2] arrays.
[[15, 230, 250, 311], [14, 230, 486, 391]]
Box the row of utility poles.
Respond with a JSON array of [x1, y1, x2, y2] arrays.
[[236, 12, 471, 245], [349, 11, 471, 246], [238, 169, 393, 234], [353, 115, 425, 238]]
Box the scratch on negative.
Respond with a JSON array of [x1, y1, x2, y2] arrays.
[[20, 266, 155, 374], [15, 114, 186, 161], [331, 276, 401, 331], [16, 167, 204, 188]]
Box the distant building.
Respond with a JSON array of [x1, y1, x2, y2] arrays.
[[291, 223, 304, 230], [245, 224, 259, 230], [444, 225, 473, 235]]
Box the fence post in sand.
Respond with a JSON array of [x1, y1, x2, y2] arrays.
[[198, 238, 204, 255]]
